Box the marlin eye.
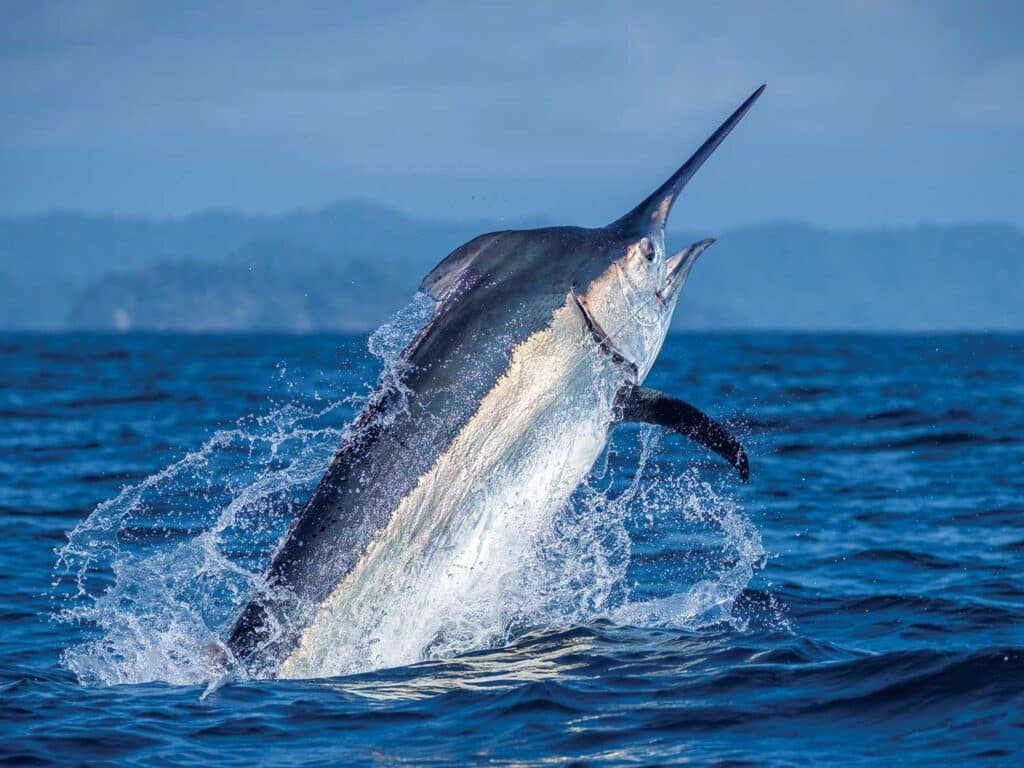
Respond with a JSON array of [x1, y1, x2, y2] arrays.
[[639, 237, 654, 261]]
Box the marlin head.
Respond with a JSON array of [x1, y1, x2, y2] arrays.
[[574, 85, 765, 379]]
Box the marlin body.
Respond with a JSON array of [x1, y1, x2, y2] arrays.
[[226, 86, 763, 678]]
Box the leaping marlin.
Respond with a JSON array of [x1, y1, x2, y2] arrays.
[[226, 85, 764, 678]]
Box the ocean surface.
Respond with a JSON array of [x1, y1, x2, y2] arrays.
[[1, 329, 1021, 765]]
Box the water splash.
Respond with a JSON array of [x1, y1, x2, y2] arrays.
[[366, 290, 434, 363], [53, 400, 349, 686], [611, 464, 767, 629], [53, 295, 436, 686], [53, 294, 768, 687]]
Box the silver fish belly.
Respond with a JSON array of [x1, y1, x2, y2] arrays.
[[279, 300, 628, 678]]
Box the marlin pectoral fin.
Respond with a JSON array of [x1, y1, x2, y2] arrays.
[[615, 385, 749, 482]]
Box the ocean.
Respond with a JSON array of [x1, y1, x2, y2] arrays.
[[1, 330, 1021, 765]]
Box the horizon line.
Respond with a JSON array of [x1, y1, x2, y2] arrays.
[[0, 198, 1020, 235]]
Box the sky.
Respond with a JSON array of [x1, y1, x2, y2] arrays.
[[1, 0, 1022, 229]]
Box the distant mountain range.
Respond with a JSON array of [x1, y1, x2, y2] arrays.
[[1, 202, 1022, 331]]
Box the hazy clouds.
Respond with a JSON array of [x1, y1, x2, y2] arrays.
[[2, 0, 1022, 227]]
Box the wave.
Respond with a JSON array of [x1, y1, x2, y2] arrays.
[[297, 629, 1022, 722]]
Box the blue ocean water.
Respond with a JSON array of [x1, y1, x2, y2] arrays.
[[1, 330, 1021, 765]]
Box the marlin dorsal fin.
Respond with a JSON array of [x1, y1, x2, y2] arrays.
[[420, 231, 509, 300]]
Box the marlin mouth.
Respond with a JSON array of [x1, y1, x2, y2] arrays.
[[663, 238, 716, 302], [570, 285, 638, 377]]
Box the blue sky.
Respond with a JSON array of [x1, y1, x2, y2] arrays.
[[1, 0, 1022, 228]]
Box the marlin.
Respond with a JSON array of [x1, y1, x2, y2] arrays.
[[226, 85, 763, 678]]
